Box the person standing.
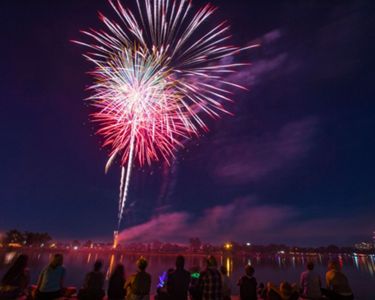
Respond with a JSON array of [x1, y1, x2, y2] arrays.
[[198, 255, 222, 300], [299, 261, 322, 300], [107, 264, 126, 300], [125, 257, 151, 300], [167, 255, 190, 300], [35, 254, 66, 300], [238, 265, 257, 300]]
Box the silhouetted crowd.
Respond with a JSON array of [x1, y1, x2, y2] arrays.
[[0, 253, 354, 300]]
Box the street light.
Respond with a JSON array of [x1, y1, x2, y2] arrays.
[[224, 242, 233, 250]]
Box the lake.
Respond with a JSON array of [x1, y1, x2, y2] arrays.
[[0, 250, 374, 299]]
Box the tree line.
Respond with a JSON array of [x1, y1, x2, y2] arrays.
[[1, 229, 52, 246]]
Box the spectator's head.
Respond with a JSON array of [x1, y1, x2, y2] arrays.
[[1, 254, 28, 284], [245, 265, 255, 276], [176, 255, 185, 269], [280, 281, 293, 298], [206, 255, 218, 268], [112, 264, 125, 278], [137, 256, 148, 271], [50, 254, 63, 268], [307, 261, 314, 271], [259, 282, 265, 289], [220, 265, 228, 276], [94, 260, 103, 272], [13, 254, 28, 271], [328, 260, 340, 271]]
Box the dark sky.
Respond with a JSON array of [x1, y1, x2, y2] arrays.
[[1, 0, 374, 246]]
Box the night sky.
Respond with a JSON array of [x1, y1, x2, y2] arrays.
[[1, 0, 374, 246]]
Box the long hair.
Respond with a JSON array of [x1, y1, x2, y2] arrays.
[[50, 254, 63, 269], [1, 254, 28, 285], [110, 264, 125, 280]]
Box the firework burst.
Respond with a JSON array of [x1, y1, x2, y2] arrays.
[[74, 0, 256, 228]]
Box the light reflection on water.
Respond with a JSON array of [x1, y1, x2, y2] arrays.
[[0, 251, 374, 299]]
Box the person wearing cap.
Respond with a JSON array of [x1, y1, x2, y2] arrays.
[[322, 261, 353, 300]]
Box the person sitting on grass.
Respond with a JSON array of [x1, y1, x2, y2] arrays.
[[322, 260, 353, 300], [267, 281, 299, 300], [299, 261, 322, 300], [257, 282, 267, 300]]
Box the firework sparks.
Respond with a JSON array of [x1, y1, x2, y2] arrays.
[[74, 0, 256, 228]]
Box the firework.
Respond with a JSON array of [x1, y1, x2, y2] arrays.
[[74, 0, 256, 228]]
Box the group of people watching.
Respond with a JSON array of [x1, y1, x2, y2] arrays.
[[262, 260, 354, 300], [0, 253, 354, 300]]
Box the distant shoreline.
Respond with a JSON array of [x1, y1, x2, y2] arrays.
[[1, 247, 374, 256]]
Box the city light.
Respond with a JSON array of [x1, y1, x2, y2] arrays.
[[224, 242, 233, 250]]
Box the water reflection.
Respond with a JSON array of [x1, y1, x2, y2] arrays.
[[225, 257, 233, 276], [354, 254, 359, 269], [106, 254, 115, 280]]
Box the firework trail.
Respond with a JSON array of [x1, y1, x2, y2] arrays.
[[74, 0, 257, 229]]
